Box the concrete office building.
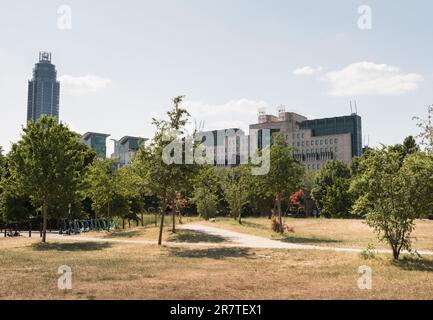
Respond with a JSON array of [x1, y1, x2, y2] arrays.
[[249, 108, 362, 170], [199, 129, 249, 167]]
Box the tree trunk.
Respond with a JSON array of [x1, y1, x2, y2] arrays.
[[392, 246, 400, 260], [107, 201, 111, 231], [29, 221, 32, 238], [172, 200, 176, 233], [238, 192, 242, 224], [158, 199, 166, 246], [42, 204, 48, 243], [276, 192, 283, 234], [155, 210, 158, 227], [141, 213, 144, 227]]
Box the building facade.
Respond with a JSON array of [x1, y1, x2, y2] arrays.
[[81, 132, 110, 160], [199, 129, 249, 167], [27, 52, 60, 123], [111, 136, 147, 168], [249, 109, 362, 170]]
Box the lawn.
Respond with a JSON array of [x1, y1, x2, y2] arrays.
[[199, 217, 433, 251], [1, 237, 433, 300], [75, 216, 227, 243]]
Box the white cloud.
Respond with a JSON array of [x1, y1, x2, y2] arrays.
[[323, 62, 422, 96], [59, 75, 111, 95], [182, 99, 269, 132], [292, 66, 324, 76]]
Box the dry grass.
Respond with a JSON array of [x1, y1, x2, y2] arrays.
[[199, 217, 433, 251], [74, 219, 229, 244], [1, 237, 433, 300]]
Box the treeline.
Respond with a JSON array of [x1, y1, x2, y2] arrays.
[[1, 98, 433, 260]]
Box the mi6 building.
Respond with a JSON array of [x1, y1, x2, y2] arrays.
[[249, 108, 362, 170]]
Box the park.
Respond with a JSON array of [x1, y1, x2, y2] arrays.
[[1, 98, 433, 300], [1, 217, 433, 299]]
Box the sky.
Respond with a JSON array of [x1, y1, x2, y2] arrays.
[[1, 0, 433, 155]]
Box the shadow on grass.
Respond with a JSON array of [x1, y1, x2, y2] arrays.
[[240, 220, 269, 230], [169, 247, 253, 260], [168, 230, 226, 243], [393, 256, 433, 272], [32, 242, 112, 252], [279, 235, 342, 245], [102, 229, 143, 239]]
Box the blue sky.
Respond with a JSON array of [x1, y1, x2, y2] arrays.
[[1, 0, 433, 154]]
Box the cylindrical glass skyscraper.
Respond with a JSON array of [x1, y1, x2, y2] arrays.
[[27, 52, 60, 123]]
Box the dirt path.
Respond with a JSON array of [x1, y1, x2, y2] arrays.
[[25, 224, 433, 256], [178, 224, 433, 256]]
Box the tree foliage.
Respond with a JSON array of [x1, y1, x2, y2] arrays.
[[134, 96, 195, 244], [258, 133, 304, 232], [191, 165, 219, 220], [351, 148, 433, 260], [414, 105, 433, 153], [84, 159, 140, 221], [220, 166, 250, 224], [6, 116, 90, 242], [311, 160, 353, 218]]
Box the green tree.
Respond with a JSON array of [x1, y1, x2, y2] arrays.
[[351, 148, 433, 260], [414, 105, 433, 152], [389, 136, 420, 164], [0, 147, 5, 180], [0, 147, 5, 224], [191, 165, 219, 220], [222, 166, 250, 224], [134, 96, 194, 244], [259, 133, 304, 232], [6, 116, 89, 242], [311, 160, 353, 218], [84, 159, 117, 220]]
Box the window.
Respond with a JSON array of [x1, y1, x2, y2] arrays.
[[301, 141, 305, 146], [335, 138, 338, 144], [301, 133, 304, 138], [330, 139, 333, 145], [315, 140, 318, 146], [320, 140, 323, 145], [297, 134, 300, 139], [325, 139, 328, 145], [306, 141, 310, 146]]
